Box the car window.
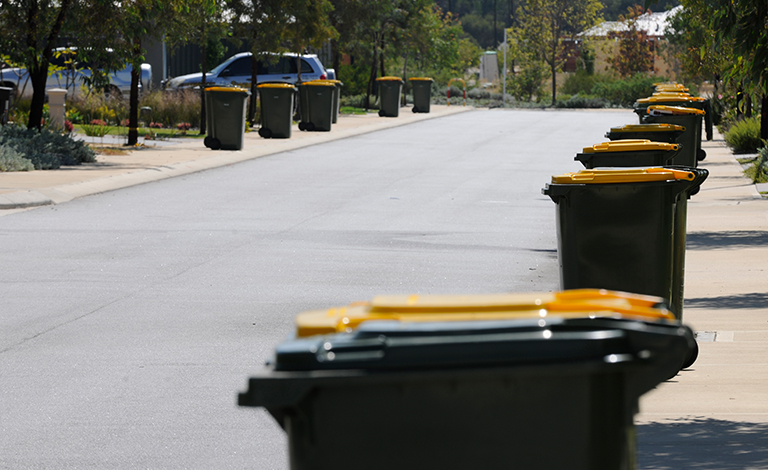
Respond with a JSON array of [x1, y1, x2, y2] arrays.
[[300, 59, 314, 74], [222, 57, 251, 77]]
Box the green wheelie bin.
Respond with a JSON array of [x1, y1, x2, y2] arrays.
[[204, 87, 251, 150], [298, 81, 335, 132], [642, 105, 707, 167], [257, 83, 296, 139], [376, 76, 404, 117], [239, 289, 695, 470], [605, 123, 686, 144], [409, 77, 434, 113], [542, 166, 708, 328], [634, 94, 713, 143], [575, 140, 683, 169]]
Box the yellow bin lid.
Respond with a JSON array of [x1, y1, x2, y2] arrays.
[[582, 140, 680, 154], [610, 123, 686, 132], [376, 76, 404, 82], [550, 167, 696, 185], [656, 85, 689, 92], [206, 86, 250, 93], [648, 105, 706, 116], [257, 83, 296, 89], [409, 77, 434, 81], [302, 80, 336, 87], [637, 95, 705, 103], [294, 289, 676, 337]]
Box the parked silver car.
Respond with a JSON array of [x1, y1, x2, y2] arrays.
[[0, 48, 152, 99], [162, 52, 328, 90]]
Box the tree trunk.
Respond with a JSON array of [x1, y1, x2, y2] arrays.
[[379, 37, 386, 77], [332, 39, 340, 81], [127, 38, 141, 146], [745, 93, 752, 118], [200, 41, 207, 135], [365, 35, 378, 110], [27, 65, 48, 129], [762, 94, 768, 141], [249, 45, 259, 125]]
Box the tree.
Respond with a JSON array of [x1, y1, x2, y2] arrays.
[[606, 4, 656, 77], [710, 0, 768, 139], [227, 0, 292, 123], [166, 0, 229, 135], [287, 0, 336, 83], [0, 0, 77, 129], [512, 0, 602, 105]]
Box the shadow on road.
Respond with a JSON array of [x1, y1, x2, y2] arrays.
[[685, 292, 768, 309], [637, 418, 768, 469], [687, 230, 768, 250]]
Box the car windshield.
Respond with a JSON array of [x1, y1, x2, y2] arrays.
[[209, 58, 234, 76]]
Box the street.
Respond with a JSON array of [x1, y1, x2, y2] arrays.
[[3, 109, 647, 468]]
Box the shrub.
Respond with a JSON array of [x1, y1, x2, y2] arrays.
[[0, 145, 34, 172], [0, 123, 96, 170], [467, 88, 491, 100], [724, 117, 763, 153], [555, 93, 609, 109], [745, 146, 768, 183], [140, 90, 201, 128], [590, 74, 661, 107]]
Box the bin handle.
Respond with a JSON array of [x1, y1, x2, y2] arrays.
[[644, 167, 695, 180]]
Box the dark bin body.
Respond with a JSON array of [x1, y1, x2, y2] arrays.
[[543, 168, 708, 320], [641, 111, 704, 167], [258, 84, 296, 139], [635, 98, 712, 141], [377, 77, 403, 117], [409, 78, 433, 113], [327, 80, 342, 124], [605, 125, 685, 144], [204, 87, 250, 150], [239, 310, 694, 470], [576, 148, 680, 168], [0, 86, 12, 124], [298, 82, 334, 132]]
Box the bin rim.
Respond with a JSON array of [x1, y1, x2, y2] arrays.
[[550, 167, 696, 185], [257, 83, 297, 89], [300, 80, 336, 87], [609, 123, 686, 132], [637, 95, 704, 104], [409, 77, 434, 81], [582, 140, 680, 154], [206, 86, 250, 93], [376, 76, 404, 82], [647, 105, 706, 116], [294, 288, 676, 337]]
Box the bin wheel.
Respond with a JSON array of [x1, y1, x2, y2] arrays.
[[204, 136, 221, 150], [682, 341, 699, 370], [258, 127, 272, 139], [378, 110, 385, 117], [697, 148, 706, 161], [412, 106, 418, 113], [298, 122, 306, 131], [306, 122, 316, 132]]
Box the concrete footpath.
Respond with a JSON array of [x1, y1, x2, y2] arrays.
[[1, 107, 766, 467], [635, 133, 768, 469], [0, 104, 472, 212]]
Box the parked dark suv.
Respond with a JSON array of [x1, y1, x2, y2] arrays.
[[162, 52, 328, 90]]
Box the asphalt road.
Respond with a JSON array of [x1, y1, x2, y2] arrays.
[[0, 109, 637, 469]]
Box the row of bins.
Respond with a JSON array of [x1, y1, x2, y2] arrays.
[[203, 77, 436, 150], [236, 82, 707, 469]]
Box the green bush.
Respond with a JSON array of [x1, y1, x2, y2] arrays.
[[590, 74, 662, 107], [562, 70, 604, 96], [0, 144, 34, 172], [745, 146, 768, 183], [724, 117, 763, 153], [0, 123, 96, 170], [555, 93, 609, 109], [140, 89, 201, 128]]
